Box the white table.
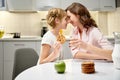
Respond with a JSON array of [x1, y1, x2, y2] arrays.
[[15, 59, 120, 80]]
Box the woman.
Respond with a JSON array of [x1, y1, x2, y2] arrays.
[[38, 8, 68, 64], [65, 2, 113, 61]]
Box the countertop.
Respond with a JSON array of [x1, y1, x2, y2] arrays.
[[0, 36, 42, 41], [0, 36, 71, 41], [0, 35, 114, 41]]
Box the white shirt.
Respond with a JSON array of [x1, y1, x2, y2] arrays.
[[41, 31, 57, 54], [70, 27, 113, 56], [37, 31, 63, 65]]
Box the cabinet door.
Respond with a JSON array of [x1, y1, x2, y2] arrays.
[[4, 41, 36, 61], [99, 0, 116, 11], [3, 41, 37, 80], [61, 0, 99, 11], [36, 0, 61, 10], [61, 0, 78, 9], [0, 41, 3, 80], [79, 0, 99, 11], [0, 0, 6, 10]]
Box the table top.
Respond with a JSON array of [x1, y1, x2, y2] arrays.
[[15, 59, 120, 80]]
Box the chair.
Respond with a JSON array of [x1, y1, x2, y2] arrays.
[[12, 48, 39, 80]]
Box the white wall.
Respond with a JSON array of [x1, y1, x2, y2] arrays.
[[0, 11, 47, 36], [0, 9, 120, 37], [107, 7, 120, 36], [0, 11, 98, 36]]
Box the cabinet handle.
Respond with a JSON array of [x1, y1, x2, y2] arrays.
[[104, 6, 113, 8], [14, 44, 25, 46]]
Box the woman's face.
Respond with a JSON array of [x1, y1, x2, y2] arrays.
[[66, 10, 80, 27]]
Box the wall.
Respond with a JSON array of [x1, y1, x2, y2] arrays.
[[0, 11, 99, 36], [0, 8, 120, 37], [107, 7, 120, 36], [0, 11, 48, 36], [97, 12, 108, 35], [97, 7, 120, 37]]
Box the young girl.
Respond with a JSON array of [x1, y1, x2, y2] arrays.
[[38, 8, 68, 64]]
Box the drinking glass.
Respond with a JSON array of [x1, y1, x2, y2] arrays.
[[0, 26, 5, 38]]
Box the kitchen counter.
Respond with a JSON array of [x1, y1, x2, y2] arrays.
[[0, 36, 71, 41], [0, 36, 42, 41], [0, 35, 114, 43]]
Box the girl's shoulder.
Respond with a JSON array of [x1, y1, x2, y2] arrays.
[[43, 31, 54, 38], [41, 31, 56, 46]]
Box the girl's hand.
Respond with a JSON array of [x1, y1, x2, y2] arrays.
[[53, 42, 62, 53], [69, 39, 88, 50]]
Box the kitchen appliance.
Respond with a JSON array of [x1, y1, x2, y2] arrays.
[[13, 33, 21, 38], [112, 32, 120, 69], [40, 19, 48, 37], [8, 32, 21, 38], [41, 27, 48, 37]]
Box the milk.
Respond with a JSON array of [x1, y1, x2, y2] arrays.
[[112, 32, 120, 69]]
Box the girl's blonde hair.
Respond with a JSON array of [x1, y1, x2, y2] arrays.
[[46, 8, 66, 28]]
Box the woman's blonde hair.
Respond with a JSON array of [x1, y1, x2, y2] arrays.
[[46, 8, 66, 28]]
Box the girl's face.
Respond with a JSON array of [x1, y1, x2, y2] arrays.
[[57, 16, 68, 30], [66, 10, 80, 27]]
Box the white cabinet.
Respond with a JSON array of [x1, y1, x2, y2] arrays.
[[0, 0, 6, 10], [79, 0, 99, 11], [61, 0, 99, 10], [3, 40, 41, 80], [61, 0, 77, 9], [7, 0, 36, 12], [36, 0, 61, 10], [61, 0, 116, 11], [99, 0, 116, 11], [0, 41, 3, 80]]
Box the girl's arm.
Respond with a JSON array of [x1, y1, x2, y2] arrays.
[[39, 42, 61, 64]]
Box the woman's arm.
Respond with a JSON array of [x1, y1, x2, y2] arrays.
[[70, 39, 113, 61], [74, 51, 108, 60], [86, 44, 113, 60]]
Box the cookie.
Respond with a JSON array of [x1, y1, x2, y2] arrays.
[[81, 61, 95, 74], [57, 29, 66, 44]]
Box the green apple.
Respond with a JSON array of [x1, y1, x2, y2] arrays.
[[54, 60, 66, 73]]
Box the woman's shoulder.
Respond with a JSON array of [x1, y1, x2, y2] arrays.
[[89, 27, 101, 34], [88, 27, 103, 39]]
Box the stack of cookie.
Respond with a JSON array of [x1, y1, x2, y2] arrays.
[[81, 61, 95, 74]]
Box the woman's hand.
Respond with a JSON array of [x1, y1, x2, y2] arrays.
[[69, 39, 88, 50]]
